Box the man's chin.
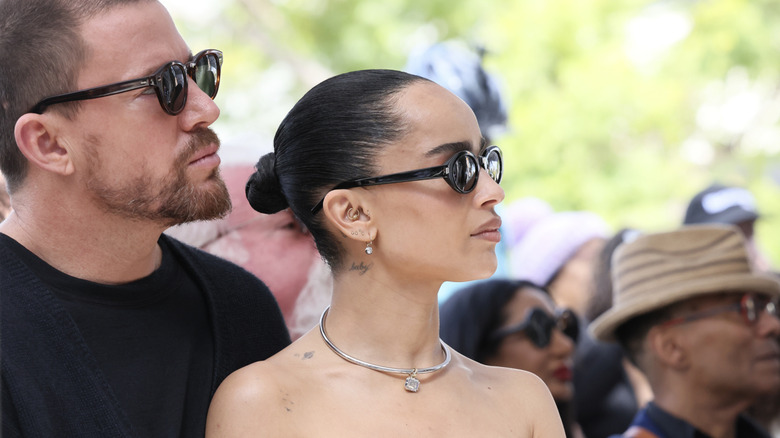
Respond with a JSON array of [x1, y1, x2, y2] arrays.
[[162, 180, 231, 226]]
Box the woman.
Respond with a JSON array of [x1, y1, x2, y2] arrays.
[[206, 70, 564, 437], [439, 279, 583, 438]]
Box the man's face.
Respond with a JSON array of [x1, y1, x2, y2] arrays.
[[669, 293, 780, 399], [64, 1, 229, 226]]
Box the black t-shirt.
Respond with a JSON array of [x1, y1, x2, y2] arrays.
[[4, 236, 214, 437]]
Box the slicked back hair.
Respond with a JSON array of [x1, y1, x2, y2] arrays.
[[248, 70, 430, 270]]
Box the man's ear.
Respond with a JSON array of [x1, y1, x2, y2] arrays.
[[648, 325, 689, 371], [321, 189, 375, 244], [14, 113, 74, 176]]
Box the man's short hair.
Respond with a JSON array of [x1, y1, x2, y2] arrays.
[[0, 0, 147, 193]]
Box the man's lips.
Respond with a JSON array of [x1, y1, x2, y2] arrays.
[[189, 143, 220, 166]]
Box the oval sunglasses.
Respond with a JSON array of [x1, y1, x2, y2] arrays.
[[488, 307, 580, 349], [29, 49, 222, 115], [310, 145, 503, 214]]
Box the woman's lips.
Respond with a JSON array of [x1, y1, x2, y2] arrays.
[[471, 217, 502, 242], [553, 365, 572, 381]]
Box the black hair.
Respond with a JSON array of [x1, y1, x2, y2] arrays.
[[245, 69, 429, 270], [614, 306, 671, 369]]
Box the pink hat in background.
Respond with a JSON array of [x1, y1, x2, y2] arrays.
[[502, 197, 555, 248], [509, 211, 610, 286]]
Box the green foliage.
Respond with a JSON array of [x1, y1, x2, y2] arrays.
[[166, 0, 780, 266]]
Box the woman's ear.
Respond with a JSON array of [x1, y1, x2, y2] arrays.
[[321, 189, 375, 244], [14, 113, 74, 176]]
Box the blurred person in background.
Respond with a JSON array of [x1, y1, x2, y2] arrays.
[[682, 184, 780, 438], [684, 184, 780, 434], [167, 163, 332, 339], [509, 210, 610, 319], [577, 228, 653, 438], [509, 211, 644, 438], [683, 183, 774, 273], [405, 40, 509, 145], [440, 278, 585, 438], [591, 224, 780, 438]]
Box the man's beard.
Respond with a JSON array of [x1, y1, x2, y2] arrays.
[[85, 128, 231, 226]]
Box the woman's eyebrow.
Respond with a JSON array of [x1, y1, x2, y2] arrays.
[[424, 140, 477, 158]]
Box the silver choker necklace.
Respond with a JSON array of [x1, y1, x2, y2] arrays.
[[318, 306, 451, 393]]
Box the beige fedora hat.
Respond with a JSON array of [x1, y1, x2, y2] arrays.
[[590, 224, 780, 342]]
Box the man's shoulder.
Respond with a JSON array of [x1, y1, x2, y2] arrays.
[[162, 233, 284, 316], [162, 234, 291, 362]]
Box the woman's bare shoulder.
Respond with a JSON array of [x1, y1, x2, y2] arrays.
[[492, 367, 566, 436], [454, 354, 542, 388], [205, 360, 286, 436], [450, 355, 566, 437], [206, 337, 320, 437]]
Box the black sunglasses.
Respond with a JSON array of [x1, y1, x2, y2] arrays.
[[662, 293, 779, 328], [489, 307, 579, 349], [29, 49, 222, 115], [310, 145, 503, 214]]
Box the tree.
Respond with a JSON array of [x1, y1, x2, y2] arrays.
[[166, 0, 780, 265]]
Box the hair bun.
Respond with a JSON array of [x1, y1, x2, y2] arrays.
[[245, 152, 289, 214]]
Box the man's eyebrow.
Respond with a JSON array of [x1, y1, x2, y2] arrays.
[[424, 140, 478, 158], [140, 51, 194, 77]]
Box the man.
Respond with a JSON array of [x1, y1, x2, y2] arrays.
[[590, 224, 780, 438], [684, 183, 772, 272], [167, 163, 333, 339], [0, 1, 290, 436]]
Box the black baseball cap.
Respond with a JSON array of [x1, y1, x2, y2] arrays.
[[683, 183, 759, 225]]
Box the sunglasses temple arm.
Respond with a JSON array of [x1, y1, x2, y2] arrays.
[[29, 79, 152, 114]]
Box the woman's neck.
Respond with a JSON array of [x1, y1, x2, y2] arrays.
[[324, 273, 443, 368]]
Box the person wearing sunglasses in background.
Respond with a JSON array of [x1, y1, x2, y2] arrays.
[[590, 224, 780, 438], [205, 69, 565, 437], [439, 279, 584, 438], [0, 1, 290, 437]]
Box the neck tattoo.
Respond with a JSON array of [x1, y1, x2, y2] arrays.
[[318, 306, 451, 393]]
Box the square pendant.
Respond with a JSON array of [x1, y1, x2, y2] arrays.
[[404, 375, 420, 392]]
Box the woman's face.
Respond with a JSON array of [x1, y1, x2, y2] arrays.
[[364, 81, 505, 286], [485, 287, 576, 401]]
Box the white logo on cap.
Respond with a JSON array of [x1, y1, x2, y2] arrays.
[[702, 188, 756, 214]]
